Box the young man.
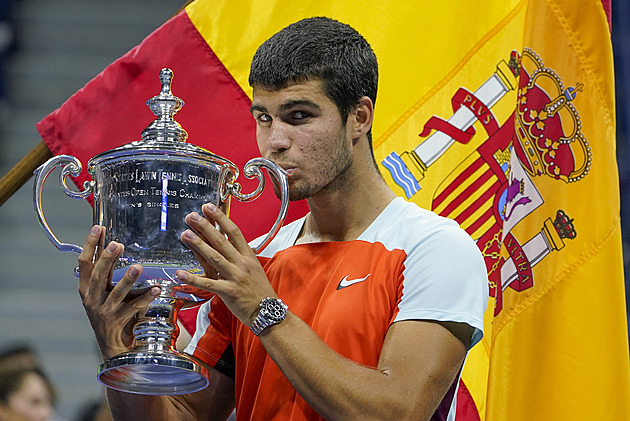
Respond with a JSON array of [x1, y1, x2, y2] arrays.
[[78, 17, 488, 421]]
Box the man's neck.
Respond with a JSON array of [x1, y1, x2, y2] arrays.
[[296, 169, 397, 244]]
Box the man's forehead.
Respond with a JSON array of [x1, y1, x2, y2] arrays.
[[252, 79, 327, 103]]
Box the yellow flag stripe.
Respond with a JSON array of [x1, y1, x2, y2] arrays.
[[373, 0, 527, 150], [543, 0, 614, 128]]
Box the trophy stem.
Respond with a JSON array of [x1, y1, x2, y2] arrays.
[[133, 318, 176, 352], [134, 295, 180, 352], [97, 291, 209, 395]]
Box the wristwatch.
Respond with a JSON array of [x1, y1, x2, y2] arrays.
[[250, 297, 288, 336]]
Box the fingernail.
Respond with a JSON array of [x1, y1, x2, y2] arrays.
[[129, 266, 140, 277], [189, 212, 201, 222], [90, 226, 101, 236], [150, 287, 160, 296], [183, 230, 195, 240], [204, 203, 217, 212], [176, 271, 189, 281], [106, 242, 118, 253]]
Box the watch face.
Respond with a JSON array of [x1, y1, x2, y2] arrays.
[[262, 298, 287, 321]]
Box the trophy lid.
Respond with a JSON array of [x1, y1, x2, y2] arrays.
[[88, 68, 235, 170], [141, 68, 188, 143]]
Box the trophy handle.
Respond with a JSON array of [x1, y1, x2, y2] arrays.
[[33, 154, 94, 254], [226, 157, 289, 253]]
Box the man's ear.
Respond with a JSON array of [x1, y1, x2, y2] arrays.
[[350, 96, 374, 142]]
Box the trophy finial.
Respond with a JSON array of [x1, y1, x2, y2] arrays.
[[159, 68, 174, 95], [141, 68, 188, 143]]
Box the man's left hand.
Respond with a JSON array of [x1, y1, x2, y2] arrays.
[[177, 203, 277, 326]]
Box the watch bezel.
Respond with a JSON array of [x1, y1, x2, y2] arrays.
[[260, 297, 288, 322], [250, 297, 288, 336]]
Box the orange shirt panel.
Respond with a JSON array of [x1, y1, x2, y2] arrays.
[[200, 240, 407, 420]]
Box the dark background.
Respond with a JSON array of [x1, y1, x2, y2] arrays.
[[612, 0, 630, 332]]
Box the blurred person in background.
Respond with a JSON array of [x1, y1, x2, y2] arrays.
[[0, 365, 56, 421], [0, 345, 40, 373]]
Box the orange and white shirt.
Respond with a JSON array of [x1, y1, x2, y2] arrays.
[[185, 197, 488, 420]]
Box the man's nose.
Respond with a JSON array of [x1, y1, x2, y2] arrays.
[[262, 123, 291, 154]]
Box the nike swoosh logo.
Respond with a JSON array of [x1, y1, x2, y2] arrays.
[[337, 274, 371, 290]]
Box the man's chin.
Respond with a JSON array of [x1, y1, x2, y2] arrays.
[[271, 179, 310, 202]]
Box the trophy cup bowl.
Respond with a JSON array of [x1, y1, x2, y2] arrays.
[[33, 69, 289, 395]]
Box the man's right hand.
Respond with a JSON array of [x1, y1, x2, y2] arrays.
[[77, 225, 161, 361], [75, 226, 236, 421]]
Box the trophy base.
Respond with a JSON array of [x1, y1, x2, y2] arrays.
[[97, 350, 209, 395]]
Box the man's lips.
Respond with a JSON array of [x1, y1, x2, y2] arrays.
[[275, 163, 296, 176]]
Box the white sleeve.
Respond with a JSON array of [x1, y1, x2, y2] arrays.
[[183, 298, 213, 356], [394, 223, 489, 349]]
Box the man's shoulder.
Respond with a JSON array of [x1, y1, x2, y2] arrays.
[[360, 197, 467, 250]]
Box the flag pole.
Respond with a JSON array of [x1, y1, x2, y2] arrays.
[[0, 140, 52, 206]]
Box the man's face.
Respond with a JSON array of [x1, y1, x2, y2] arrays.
[[251, 80, 353, 201]]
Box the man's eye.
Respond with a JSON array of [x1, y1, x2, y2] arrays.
[[291, 111, 311, 120], [257, 114, 272, 123]]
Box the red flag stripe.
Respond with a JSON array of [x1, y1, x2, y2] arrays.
[[464, 206, 495, 238], [437, 167, 495, 217], [453, 178, 502, 225], [432, 156, 486, 209], [36, 10, 308, 240]]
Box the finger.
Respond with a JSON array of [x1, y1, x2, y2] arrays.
[[180, 228, 231, 276], [90, 241, 125, 299], [201, 203, 252, 256], [183, 211, 213, 245], [78, 225, 104, 299], [185, 210, 237, 261], [187, 247, 219, 279], [176, 270, 220, 294], [105, 264, 144, 306], [124, 285, 161, 318], [96, 226, 105, 261], [119, 285, 161, 323]]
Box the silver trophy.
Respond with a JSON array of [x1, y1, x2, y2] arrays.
[[33, 68, 289, 395]]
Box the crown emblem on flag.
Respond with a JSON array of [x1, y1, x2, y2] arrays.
[[552, 209, 577, 240], [514, 49, 591, 183]]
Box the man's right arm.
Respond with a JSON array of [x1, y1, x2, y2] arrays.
[[78, 226, 235, 421]]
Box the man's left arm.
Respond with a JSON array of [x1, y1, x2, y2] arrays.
[[177, 203, 477, 421], [259, 313, 471, 421]]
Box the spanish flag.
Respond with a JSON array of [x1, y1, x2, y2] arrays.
[[37, 0, 630, 419]]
